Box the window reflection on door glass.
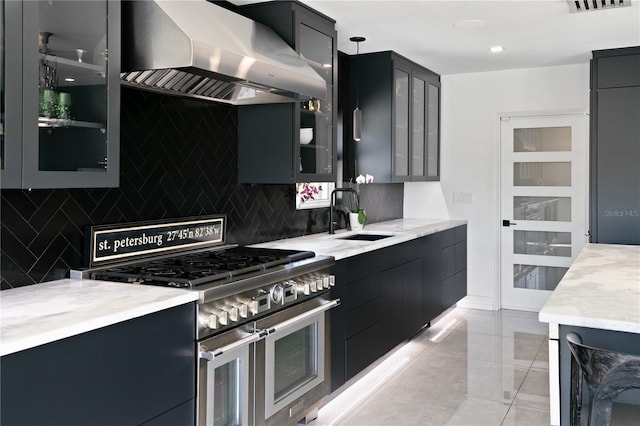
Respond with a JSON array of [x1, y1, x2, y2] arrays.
[[514, 196, 571, 221], [514, 127, 571, 152], [513, 264, 568, 291], [214, 360, 240, 426], [514, 162, 571, 186], [514, 230, 571, 257]]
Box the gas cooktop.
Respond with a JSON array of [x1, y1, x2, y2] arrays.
[[92, 246, 315, 288]]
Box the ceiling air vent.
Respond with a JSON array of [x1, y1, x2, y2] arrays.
[[568, 0, 632, 12]]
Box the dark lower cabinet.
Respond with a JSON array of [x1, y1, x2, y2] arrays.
[[441, 225, 467, 311], [330, 225, 467, 391], [1, 303, 196, 426]]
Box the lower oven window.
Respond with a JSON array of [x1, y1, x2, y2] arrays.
[[214, 360, 240, 425], [274, 323, 318, 401], [264, 310, 326, 419]]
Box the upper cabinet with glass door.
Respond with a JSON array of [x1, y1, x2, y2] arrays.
[[1, 0, 120, 189], [348, 51, 440, 183], [237, 1, 337, 184]]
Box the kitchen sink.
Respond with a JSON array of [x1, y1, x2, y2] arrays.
[[338, 233, 393, 241]]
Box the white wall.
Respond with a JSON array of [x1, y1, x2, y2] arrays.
[[404, 63, 590, 310]]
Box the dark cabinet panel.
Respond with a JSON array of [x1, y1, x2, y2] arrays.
[[421, 232, 442, 325], [590, 47, 640, 244], [596, 54, 640, 88], [1, 303, 196, 426], [345, 322, 385, 381]]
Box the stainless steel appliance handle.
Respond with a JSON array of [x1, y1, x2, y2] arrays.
[[199, 333, 261, 362], [265, 299, 340, 334]]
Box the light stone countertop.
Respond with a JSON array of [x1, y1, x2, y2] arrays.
[[251, 218, 467, 260], [0, 279, 199, 356], [539, 243, 640, 334], [0, 218, 464, 357]]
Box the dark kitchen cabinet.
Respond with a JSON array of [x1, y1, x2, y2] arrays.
[[237, 1, 337, 184], [420, 232, 443, 325], [329, 226, 467, 391], [1, 303, 196, 426], [441, 225, 467, 310], [1, 0, 120, 189], [347, 51, 440, 183], [590, 47, 640, 244]]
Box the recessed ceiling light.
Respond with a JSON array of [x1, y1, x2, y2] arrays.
[[490, 46, 504, 53], [453, 19, 487, 30], [64, 77, 76, 82]]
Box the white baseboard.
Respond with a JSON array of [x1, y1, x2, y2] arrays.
[[455, 295, 497, 311]]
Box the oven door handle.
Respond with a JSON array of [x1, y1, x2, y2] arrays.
[[266, 298, 340, 334], [199, 333, 261, 362]]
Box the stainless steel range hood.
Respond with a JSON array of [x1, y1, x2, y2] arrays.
[[120, 0, 327, 105]]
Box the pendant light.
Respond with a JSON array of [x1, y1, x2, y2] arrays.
[[350, 36, 365, 142]]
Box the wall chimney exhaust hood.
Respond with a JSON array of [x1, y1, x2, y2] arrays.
[[120, 0, 327, 105]]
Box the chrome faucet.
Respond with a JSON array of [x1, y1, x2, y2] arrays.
[[329, 188, 359, 234]]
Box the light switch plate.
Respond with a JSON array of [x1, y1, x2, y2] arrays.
[[453, 192, 473, 204]]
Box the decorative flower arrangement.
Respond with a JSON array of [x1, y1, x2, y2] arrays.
[[350, 174, 374, 227], [296, 182, 323, 204]]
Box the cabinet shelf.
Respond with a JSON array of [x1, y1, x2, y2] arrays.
[[40, 53, 106, 87], [38, 117, 105, 130]]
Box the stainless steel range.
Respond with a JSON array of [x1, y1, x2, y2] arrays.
[[72, 215, 338, 426]]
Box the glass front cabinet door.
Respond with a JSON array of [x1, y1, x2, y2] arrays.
[[237, 1, 337, 184], [1, 0, 120, 189], [349, 51, 440, 183]]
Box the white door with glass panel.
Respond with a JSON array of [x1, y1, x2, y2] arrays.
[[500, 114, 587, 311]]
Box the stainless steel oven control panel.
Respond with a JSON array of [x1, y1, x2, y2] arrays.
[[197, 272, 335, 338]]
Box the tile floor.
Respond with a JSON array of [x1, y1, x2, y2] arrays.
[[312, 307, 640, 426]]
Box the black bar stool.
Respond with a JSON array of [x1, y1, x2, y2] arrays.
[[566, 332, 640, 426]]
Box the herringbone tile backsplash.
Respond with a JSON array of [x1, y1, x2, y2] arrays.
[[1, 88, 403, 289]]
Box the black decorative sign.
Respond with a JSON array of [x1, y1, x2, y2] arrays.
[[88, 215, 226, 266]]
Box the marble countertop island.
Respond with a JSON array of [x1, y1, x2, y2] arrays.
[[0, 279, 199, 356], [252, 218, 467, 260], [539, 243, 640, 333]]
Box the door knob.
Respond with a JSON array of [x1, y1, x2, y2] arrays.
[[502, 219, 517, 227]]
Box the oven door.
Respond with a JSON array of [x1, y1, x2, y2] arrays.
[[198, 329, 260, 426], [257, 297, 339, 424]]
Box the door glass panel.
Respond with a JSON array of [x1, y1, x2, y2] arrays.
[[514, 230, 572, 257], [0, 2, 5, 171], [37, 0, 109, 172], [514, 162, 571, 186], [298, 24, 332, 176], [514, 126, 571, 152], [394, 69, 409, 176], [427, 83, 439, 177], [514, 264, 568, 291], [514, 196, 571, 221], [214, 360, 240, 426], [273, 323, 317, 402], [412, 77, 425, 176]]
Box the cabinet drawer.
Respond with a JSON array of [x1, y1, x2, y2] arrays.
[[441, 245, 456, 278], [345, 275, 382, 310], [441, 228, 456, 247], [346, 297, 383, 339], [443, 270, 467, 309], [455, 225, 467, 243], [455, 240, 467, 273], [345, 322, 386, 380]]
